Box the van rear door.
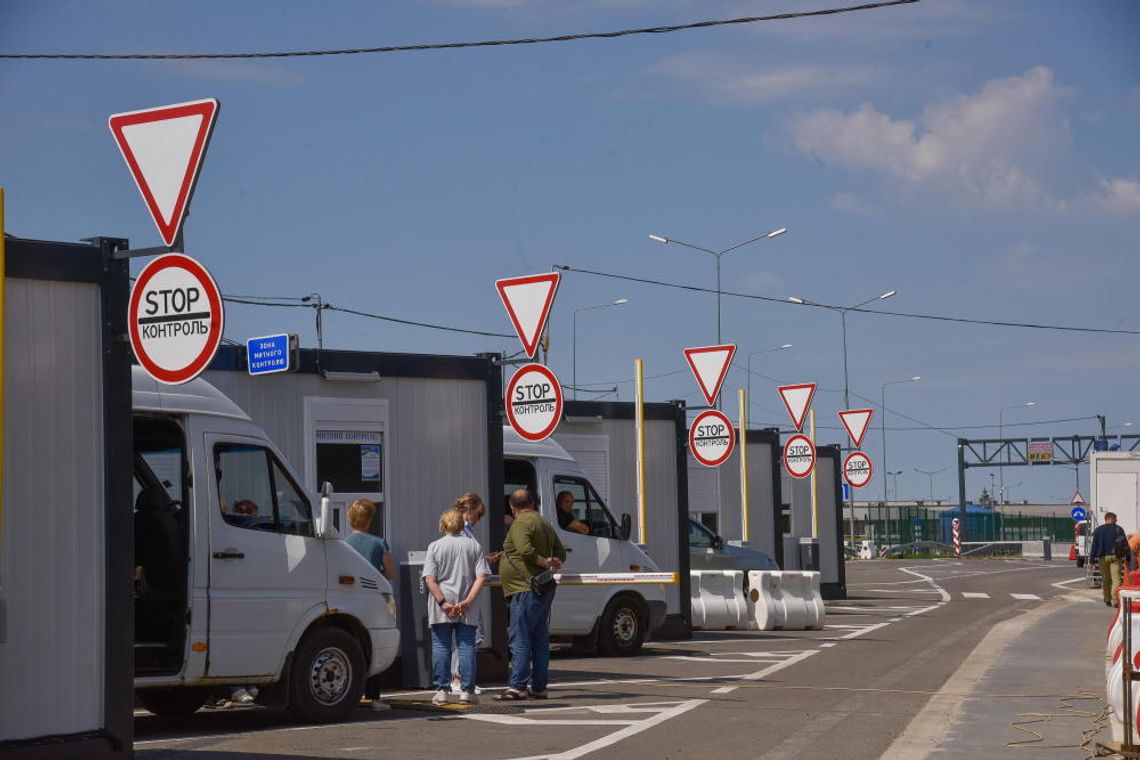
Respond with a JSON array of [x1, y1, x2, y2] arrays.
[[205, 433, 328, 678]]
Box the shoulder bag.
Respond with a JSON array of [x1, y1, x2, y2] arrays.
[[504, 550, 558, 597]]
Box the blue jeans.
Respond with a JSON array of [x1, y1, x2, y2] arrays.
[[431, 622, 476, 693], [508, 590, 555, 692]]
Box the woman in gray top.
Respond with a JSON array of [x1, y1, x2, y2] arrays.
[[423, 508, 491, 705]]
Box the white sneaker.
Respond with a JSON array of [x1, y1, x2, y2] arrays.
[[459, 691, 479, 705], [450, 677, 462, 695], [474, 685, 483, 695], [432, 689, 450, 706]]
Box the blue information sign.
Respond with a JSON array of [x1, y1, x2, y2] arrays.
[[247, 333, 290, 376], [841, 483, 851, 501], [1071, 506, 1087, 521]]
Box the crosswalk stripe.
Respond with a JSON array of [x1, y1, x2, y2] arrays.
[[1010, 593, 1042, 601], [961, 592, 990, 599]]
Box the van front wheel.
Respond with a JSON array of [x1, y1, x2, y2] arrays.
[[598, 595, 647, 657], [288, 626, 365, 723]]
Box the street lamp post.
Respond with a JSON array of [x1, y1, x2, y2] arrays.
[[572, 299, 628, 400], [789, 290, 896, 547], [881, 376, 922, 503], [1118, 422, 1134, 447], [998, 402, 1036, 504], [746, 343, 793, 424], [914, 467, 947, 503], [649, 228, 786, 345], [888, 470, 903, 502]]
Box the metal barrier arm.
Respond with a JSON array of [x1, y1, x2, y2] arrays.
[[485, 571, 678, 586]]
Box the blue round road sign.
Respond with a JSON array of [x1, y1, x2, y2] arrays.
[[1071, 506, 1087, 521]]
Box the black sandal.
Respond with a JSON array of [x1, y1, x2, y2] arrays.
[[495, 688, 529, 701]]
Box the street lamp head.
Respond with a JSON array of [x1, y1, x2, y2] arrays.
[[788, 296, 805, 305], [767, 227, 788, 238], [879, 290, 897, 300], [780, 343, 793, 349], [1025, 401, 1036, 407], [613, 298, 629, 305], [648, 234, 668, 244], [911, 376, 922, 382]]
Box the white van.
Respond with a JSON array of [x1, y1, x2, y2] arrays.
[[504, 428, 668, 655], [131, 368, 399, 722]]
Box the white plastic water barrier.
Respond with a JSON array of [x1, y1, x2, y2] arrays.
[[690, 570, 752, 630], [747, 570, 826, 631]]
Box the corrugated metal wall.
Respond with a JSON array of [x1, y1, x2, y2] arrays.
[[202, 371, 491, 562], [0, 279, 105, 741], [557, 417, 682, 614], [693, 435, 780, 558], [782, 446, 844, 592]]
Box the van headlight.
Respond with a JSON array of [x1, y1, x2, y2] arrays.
[[382, 592, 397, 620]]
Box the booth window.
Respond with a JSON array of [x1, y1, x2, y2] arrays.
[[316, 431, 383, 494], [215, 443, 313, 536]]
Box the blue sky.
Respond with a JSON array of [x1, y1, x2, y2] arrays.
[[3, 0, 1139, 504]]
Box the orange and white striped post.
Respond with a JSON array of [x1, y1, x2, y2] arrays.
[[952, 517, 962, 559]]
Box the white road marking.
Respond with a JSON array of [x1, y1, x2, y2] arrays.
[[482, 699, 708, 760], [1051, 576, 1088, 590], [135, 719, 371, 746], [825, 610, 921, 615], [818, 642, 837, 648], [961, 592, 990, 599], [866, 588, 943, 594], [889, 618, 903, 622], [1010, 593, 1042, 601], [708, 649, 819, 695]]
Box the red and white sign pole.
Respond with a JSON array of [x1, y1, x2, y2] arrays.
[[952, 518, 962, 559], [497, 273, 563, 442], [128, 253, 224, 385]]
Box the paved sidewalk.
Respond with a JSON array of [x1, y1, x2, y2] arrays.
[[885, 587, 1113, 760]]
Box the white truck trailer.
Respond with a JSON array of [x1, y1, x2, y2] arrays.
[[1091, 452, 1140, 535]]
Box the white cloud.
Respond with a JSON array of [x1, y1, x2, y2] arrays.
[[789, 66, 1076, 209], [829, 192, 878, 217], [1089, 177, 1140, 214], [647, 52, 877, 103], [1127, 87, 1140, 115]]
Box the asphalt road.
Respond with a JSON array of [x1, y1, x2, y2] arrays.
[[135, 559, 1093, 760]]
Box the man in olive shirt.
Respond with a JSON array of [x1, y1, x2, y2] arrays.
[[497, 488, 567, 700]]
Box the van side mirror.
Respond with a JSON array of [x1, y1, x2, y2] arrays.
[[319, 481, 334, 539], [620, 513, 632, 542]]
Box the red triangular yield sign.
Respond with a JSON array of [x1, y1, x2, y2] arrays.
[[496, 273, 560, 359], [777, 383, 816, 431], [683, 344, 737, 406], [109, 99, 220, 248], [838, 408, 874, 448], [1070, 490, 1086, 506]]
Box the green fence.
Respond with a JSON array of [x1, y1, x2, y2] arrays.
[[863, 505, 1074, 546]]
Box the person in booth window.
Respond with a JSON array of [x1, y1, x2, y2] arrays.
[[555, 490, 590, 536], [345, 498, 396, 581]]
